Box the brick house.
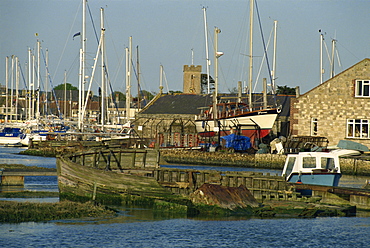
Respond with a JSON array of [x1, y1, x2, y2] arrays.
[[290, 58, 370, 147]]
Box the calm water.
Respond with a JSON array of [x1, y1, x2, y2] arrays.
[[1, 147, 370, 247]]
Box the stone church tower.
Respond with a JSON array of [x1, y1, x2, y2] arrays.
[[183, 65, 202, 94]]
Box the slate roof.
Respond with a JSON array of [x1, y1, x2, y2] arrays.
[[140, 93, 294, 117], [142, 94, 213, 115]]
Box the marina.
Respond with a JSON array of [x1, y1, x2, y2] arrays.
[[1, 146, 370, 247], [1, 0, 370, 246]]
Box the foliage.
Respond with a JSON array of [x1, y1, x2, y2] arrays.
[[228, 87, 238, 94], [276, 85, 296, 95], [140, 90, 156, 101], [168, 90, 182, 94], [0, 200, 116, 223], [53, 83, 78, 91], [111, 91, 126, 101], [201, 74, 215, 94]]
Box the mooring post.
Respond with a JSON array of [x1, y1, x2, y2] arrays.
[[0, 176, 25, 186], [92, 182, 97, 201]]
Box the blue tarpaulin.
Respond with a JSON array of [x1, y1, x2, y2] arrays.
[[220, 134, 251, 151]]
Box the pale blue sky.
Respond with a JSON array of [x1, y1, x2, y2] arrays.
[[1, 0, 369, 96]]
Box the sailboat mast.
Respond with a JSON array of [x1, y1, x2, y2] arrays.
[[202, 7, 210, 94], [32, 52, 35, 120], [272, 20, 277, 94], [36, 40, 40, 120], [28, 48, 33, 120], [330, 38, 336, 78], [5, 56, 8, 123], [159, 65, 163, 94], [214, 27, 221, 98], [45, 49, 48, 115], [79, 0, 87, 130], [15, 56, 19, 121], [137, 46, 140, 110], [100, 7, 105, 129], [64, 70, 67, 119], [125, 37, 132, 122], [10, 55, 14, 121], [78, 48, 83, 129], [248, 0, 254, 109]]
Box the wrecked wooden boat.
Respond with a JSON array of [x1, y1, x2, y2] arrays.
[[55, 147, 370, 214], [56, 147, 293, 205], [56, 148, 173, 200]]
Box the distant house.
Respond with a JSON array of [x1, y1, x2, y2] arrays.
[[290, 58, 370, 147], [136, 94, 213, 147], [136, 92, 294, 147]]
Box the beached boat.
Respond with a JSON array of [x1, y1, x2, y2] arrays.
[[195, 102, 280, 139], [281, 149, 361, 187], [56, 148, 170, 197]]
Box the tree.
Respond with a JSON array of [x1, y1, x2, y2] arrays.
[[54, 83, 78, 91], [168, 90, 182, 95], [111, 91, 125, 101], [276, 85, 296, 95], [228, 87, 238, 94], [140, 90, 156, 101]]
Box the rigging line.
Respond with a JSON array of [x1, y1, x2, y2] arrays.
[[162, 67, 170, 93], [41, 48, 62, 119], [255, 0, 276, 103], [87, 3, 120, 119], [337, 41, 360, 60], [253, 25, 273, 93], [87, 2, 100, 44], [335, 48, 342, 69], [323, 41, 331, 66], [104, 14, 123, 88], [52, 1, 81, 82], [17, 60, 28, 89], [87, 3, 117, 112]]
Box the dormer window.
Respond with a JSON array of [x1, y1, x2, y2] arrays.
[[355, 80, 370, 97]]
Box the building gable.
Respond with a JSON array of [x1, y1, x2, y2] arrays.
[[290, 58, 370, 147]]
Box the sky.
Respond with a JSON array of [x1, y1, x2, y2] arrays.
[[1, 0, 369, 97]]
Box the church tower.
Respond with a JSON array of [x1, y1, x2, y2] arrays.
[[183, 65, 202, 94]]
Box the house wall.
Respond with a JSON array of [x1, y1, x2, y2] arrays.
[[290, 59, 370, 147], [135, 113, 198, 147]]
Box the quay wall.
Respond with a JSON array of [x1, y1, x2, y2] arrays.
[[22, 141, 370, 176], [160, 150, 370, 176]]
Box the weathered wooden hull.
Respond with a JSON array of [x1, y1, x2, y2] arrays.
[[56, 149, 172, 199], [56, 148, 293, 203]]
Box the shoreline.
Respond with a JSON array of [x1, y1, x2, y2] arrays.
[[17, 147, 370, 176]]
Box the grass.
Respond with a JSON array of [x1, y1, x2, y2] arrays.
[[0, 200, 117, 223]]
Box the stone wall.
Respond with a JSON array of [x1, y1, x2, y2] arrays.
[[290, 59, 370, 148], [161, 150, 370, 176]]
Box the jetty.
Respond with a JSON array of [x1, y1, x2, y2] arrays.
[[0, 168, 57, 186]]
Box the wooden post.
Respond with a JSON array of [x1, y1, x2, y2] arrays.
[[92, 182, 97, 201], [142, 150, 147, 168], [131, 151, 136, 167], [93, 152, 97, 168], [1, 176, 24, 186]]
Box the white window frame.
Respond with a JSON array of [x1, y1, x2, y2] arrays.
[[311, 117, 318, 136], [347, 119, 370, 139], [355, 80, 370, 97]]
